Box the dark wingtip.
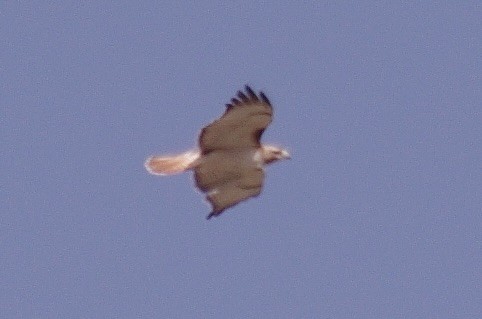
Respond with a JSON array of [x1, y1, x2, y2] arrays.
[[206, 212, 216, 220], [245, 85, 258, 99], [237, 90, 249, 102], [259, 92, 271, 105]]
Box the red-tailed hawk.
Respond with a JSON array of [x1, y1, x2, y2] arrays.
[[145, 86, 290, 219]]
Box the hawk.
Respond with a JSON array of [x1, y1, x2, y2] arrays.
[[145, 86, 290, 219]]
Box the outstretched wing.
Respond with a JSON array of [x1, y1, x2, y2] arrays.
[[194, 150, 264, 219], [199, 86, 273, 154], [206, 172, 263, 219]]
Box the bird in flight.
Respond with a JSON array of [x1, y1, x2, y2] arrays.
[[145, 86, 290, 219]]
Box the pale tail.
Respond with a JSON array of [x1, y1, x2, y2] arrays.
[[144, 150, 199, 175]]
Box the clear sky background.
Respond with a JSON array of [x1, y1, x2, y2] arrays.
[[2, 2, 481, 318]]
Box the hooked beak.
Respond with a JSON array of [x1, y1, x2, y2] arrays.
[[281, 149, 291, 160]]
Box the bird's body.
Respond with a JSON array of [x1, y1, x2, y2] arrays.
[[145, 86, 289, 219]]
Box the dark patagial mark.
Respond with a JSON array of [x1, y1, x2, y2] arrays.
[[254, 128, 263, 142]]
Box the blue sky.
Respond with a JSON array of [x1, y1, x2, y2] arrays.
[[2, 2, 481, 318]]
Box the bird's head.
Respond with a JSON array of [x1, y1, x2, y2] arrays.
[[261, 145, 291, 164]]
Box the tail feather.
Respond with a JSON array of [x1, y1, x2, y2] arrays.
[[145, 150, 199, 176]]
